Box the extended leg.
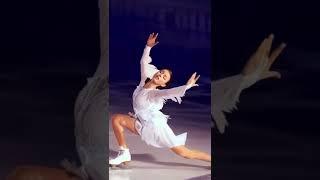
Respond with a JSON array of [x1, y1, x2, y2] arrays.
[[170, 145, 211, 162]]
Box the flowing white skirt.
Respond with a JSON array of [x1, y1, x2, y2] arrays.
[[134, 111, 187, 148]]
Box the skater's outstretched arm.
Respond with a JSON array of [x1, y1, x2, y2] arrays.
[[149, 72, 200, 104], [212, 33, 286, 133], [138, 33, 160, 86]]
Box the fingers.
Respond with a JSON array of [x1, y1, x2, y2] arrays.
[[147, 32, 160, 46], [148, 32, 156, 39], [191, 72, 197, 79], [265, 33, 274, 56], [256, 38, 267, 57], [267, 42, 286, 70], [187, 72, 200, 87], [259, 34, 274, 67], [190, 72, 200, 80], [242, 34, 285, 77], [252, 38, 268, 70], [242, 35, 273, 76], [260, 34, 275, 70], [195, 74, 200, 81], [149, 32, 158, 39], [148, 33, 154, 39], [260, 71, 281, 80]]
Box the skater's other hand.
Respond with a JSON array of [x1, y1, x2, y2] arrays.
[[186, 72, 200, 88], [147, 32, 159, 47], [241, 33, 286, 80]]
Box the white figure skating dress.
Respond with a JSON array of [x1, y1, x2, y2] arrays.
[[132, 45, 192, 148]]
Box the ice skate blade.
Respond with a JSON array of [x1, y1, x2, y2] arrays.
[[123, 161, 129, 166]]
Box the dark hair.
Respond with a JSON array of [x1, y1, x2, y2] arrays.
[[144, 69, 173, 89]]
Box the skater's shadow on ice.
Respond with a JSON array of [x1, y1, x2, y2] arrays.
[[109, 149, 157, 162], [110, 150, 210, 170], [150, 161, 210, 170]]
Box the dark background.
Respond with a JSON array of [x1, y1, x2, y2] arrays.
[[213, 0, 320, 179], [0, 0, 100, 178]]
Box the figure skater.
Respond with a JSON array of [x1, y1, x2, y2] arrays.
[[109, 32, 212, 167]]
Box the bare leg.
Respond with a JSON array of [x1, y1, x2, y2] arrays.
[[111, 114, 139, 149], [170, 145, 211, 162]]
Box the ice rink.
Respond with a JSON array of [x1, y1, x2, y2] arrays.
[[109, 116, 212, 180], [108, 82, 212, 180]]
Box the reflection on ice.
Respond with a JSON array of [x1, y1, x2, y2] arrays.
[[109, 169, 133, 180]]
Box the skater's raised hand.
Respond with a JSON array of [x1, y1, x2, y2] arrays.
[[211, 34, 286, 134], [147, 32, 159, 47], [241, 33, 286, 80], [186, 72, 200, 88]]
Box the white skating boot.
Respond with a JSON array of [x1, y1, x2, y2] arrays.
[[109, 146, 131, 168]]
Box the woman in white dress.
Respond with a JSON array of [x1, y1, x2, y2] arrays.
[[109, 33, 211, 166]]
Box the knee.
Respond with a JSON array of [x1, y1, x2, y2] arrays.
[[111, 114, 127, 127], [111, 114, 122, 124]]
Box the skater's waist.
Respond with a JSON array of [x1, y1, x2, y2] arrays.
[[134, 109, 166, 116], [134, 113, 169, 125]]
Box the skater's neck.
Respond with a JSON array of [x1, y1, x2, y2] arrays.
[[143, 81, 158, 90]]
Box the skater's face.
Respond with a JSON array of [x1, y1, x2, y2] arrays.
[[152, 69, 172, 88]]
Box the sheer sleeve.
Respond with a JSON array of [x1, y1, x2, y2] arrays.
[[138, 45, 159, 86], [212, 75, 243, 133], [212, 73, 260, 133], [149, 85, 191, 104]]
